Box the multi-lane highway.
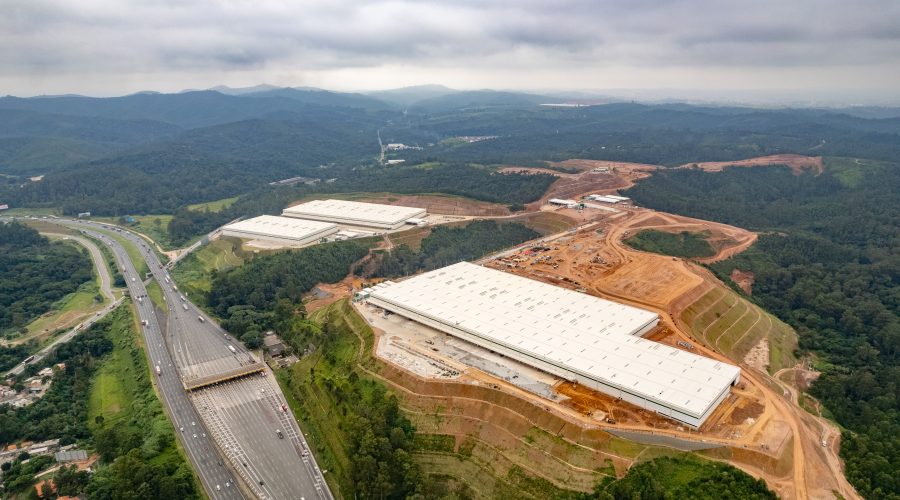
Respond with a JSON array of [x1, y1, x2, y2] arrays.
[[57, 219, 331, 500], [79, 226, 244, 499]]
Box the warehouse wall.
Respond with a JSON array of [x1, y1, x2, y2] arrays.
[[367, 296, 735, 429]]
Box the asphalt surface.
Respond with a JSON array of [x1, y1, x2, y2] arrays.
[[59, 219, 332, 500], [81, 227, 245, 499]]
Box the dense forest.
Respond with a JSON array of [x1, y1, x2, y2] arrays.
[[207, 240, 373, 346], [0, 306, 198, 498], [627, 158, 900, 499], [0, 321, 112, 447], [372, 220, 539, 277], [589, 454, 776, 500], [624, 229, 716, 258], [0, 221, 93, 335], [3, 90, 899, 221], [0, 344, 32, 373]]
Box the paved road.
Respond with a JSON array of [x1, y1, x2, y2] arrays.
[[3, 230, 119, 378], [67, 233, 115, 301], [60, 219, 332, 500], [81, 227, 245, 499]]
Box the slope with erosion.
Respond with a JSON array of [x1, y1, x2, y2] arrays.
[[345, 160, 855, 499], [128, 153, 854, 498]]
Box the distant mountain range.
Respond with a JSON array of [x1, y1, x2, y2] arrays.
[[1, 84, 899, 217]]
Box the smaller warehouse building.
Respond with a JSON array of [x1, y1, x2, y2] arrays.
[[283, 199, 426, 230], [586, 194, 631, 204], [549, 198, 578, 207], [221, 215, 338, 246]]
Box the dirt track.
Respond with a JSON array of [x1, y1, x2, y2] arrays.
[[320, 160, 855, 499], [482, 164, 855, 498]]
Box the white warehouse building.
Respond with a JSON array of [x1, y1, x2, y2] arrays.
[[366, 262, 741, 428], [221, 215, 338, 246], [282, 199, 426, 230]]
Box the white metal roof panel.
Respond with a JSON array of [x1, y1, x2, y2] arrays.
[[369, 262, 740, 418], [283, 199, 425, 226], [222, 215, 337, 241], [592, 196, 623, 204]]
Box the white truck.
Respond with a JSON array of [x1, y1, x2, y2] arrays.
[[155, 365, 161, 376]]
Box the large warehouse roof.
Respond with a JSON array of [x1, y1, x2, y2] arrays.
[[221, 215, 337, 243], [282, 199, 425, 229], [368, 262, 740, 422]]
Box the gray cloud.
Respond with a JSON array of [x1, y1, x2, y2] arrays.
[[0, 0, 898, 100]]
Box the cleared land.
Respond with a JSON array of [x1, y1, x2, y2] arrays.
[[678, 154, 824, 175], [338, 160, 849, 499], [287, 192, 511, 217]]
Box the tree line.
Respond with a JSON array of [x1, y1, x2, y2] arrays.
[[371, 220, 539, 277], [0, 222, 94, 335]]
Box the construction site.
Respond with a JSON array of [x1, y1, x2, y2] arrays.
[[336, 156, 857, 500]]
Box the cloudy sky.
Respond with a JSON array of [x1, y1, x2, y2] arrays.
[[2, 0, 899, 103]]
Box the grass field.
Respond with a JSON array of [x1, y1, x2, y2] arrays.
[[187, 196, 239, 213], [146, 281, 166, 310], [87, 305, 203, 494], [91, 227, 150, 276], [171, 237, 248, 305], [88, 306, 145, 428]]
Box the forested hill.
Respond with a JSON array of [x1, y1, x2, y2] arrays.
[[626, 158, 900, 499], [0, 221, 93, 335], [2, 90, 899, 218]]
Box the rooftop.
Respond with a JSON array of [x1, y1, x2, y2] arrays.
[[368, 262, 740, 419], [222, 215, 337, 241], [283, 199, 425, 226]]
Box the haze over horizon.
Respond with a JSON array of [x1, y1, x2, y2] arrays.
[[3, 0, 900, 105]]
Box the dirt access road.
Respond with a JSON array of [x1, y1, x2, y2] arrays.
[[297, 155, 850, 499], [477, 159, 855, 499]]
